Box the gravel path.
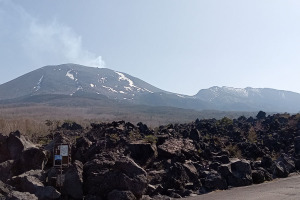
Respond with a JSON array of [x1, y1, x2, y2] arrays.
[[184, 173, 300, 200]]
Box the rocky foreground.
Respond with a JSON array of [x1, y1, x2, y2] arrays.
[[1, 111, 300, 199]]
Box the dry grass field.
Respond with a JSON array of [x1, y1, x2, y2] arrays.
[[0, 103, 258, 137]]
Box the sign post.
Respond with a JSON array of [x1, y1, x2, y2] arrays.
[[53, 143, 71, 188]]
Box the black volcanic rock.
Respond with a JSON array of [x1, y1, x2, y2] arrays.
[[62, 160, 83, 199], [1, 113, 300, 199], [128, 141, 157, 166], [83, 156, 148, 199], [7, 131, 35, 160]]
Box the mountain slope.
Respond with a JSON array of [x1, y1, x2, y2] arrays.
[[0, 63, 164, 101], [195, 86, 300, 112], [1, 64, 300, 113]]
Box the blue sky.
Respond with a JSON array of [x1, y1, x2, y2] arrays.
[[1, 0, 300, 95]]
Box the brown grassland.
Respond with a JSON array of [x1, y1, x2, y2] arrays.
[[0, 103, 258, 138]]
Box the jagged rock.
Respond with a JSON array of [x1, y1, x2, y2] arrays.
[[273, 161, 289, 178], [204, 171, 227, 190], [163, 161, 201, 192], [0, 180, 12, 197], [276, 153, 295, 173], [83, 156, 147, 199], [158, 138, 196, 158], [6, 131, 35, 160], [295, 159, 300, 170], [261, 155, 273, 170], [218, 164, 231, 178], [148, 170, 167, 186], [227, 159, 253, 187], [137, 122, 152, 135], [8, 170, 60, 200], [156, 135, 169, 146], [189, 129, 200, 142], [128, 141, 157, 166], [214, 155, 230, 164], [14, 147, 48, 175], [0, 160, 14, 182], [209, 162, 221, 171], [61, 122, 83, 130], [243, 143, 264, 160], [252, 169, 265, 184], [182, 161, 201, 190], [295, 136, 300, 157], [0, 134, 9, 163], [72, 136, 92, 163], [7, 191, 38, 200], [107, 190, 137, 200], [62, 160, 83, 200]]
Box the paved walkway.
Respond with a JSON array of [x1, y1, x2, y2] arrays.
[[184, 174, 300, 200]]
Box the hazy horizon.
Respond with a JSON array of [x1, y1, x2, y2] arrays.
[[1, 0, 300, 95]]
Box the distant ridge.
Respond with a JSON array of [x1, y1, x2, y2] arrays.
[[0, 63, 300, 113]]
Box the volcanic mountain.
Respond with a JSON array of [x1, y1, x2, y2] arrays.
[[0, 63, 300, 113]]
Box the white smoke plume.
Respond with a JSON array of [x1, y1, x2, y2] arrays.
[[0, 0, 105, 68]]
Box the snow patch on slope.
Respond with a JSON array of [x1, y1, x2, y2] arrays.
[[66, 70, 78, 81], [115, 71, 153, 93], [222, 86, 249, 97], [33, 75, 44, 92], [70, 86, 83, 96], [102, 85, 118, 93]]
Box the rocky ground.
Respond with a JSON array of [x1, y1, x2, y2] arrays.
[[1, 111, 300, 199]]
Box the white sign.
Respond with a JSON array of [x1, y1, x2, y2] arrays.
[[60, 145, 68, 156]]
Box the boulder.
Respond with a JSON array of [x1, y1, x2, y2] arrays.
[[14, 147, 48, 175], [6, 131, 35, 160], [7, 191, 38, 200], [8, 170, 60, 200], [0, 160, 14, 182], [273, 161, 289, 178], [0, 180, 12, 197], [295, 136, 300, 157], [204, 171, 227, 190], [276, 153, 295, 173], [163, 162, 201, 192], [128, 141, 157, 166], [158, 138, 196, 159], [83, 156, 148, 199], [182, 161, 201, 189], [218, 164, 231, 178], [62, 160, 83, 200], [189, 129, 201, 142], [148, 170, 167, 185], [107, 190, 137, 200], [227, 159, 253, 187], [295, 159, 300, 170], [252, 170, 265, 184], [0, 134, 9, 163], [261, 155, 273, 170], [214, 155, 230, 164], [61, 122, 83, 130], [72, 137, 92, 163]]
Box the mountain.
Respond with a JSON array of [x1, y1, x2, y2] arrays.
[[0, 63, 163, 100], [0, 63, 209, 110], [0, 63, 300, 113], [195, 86, 300, 113]]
